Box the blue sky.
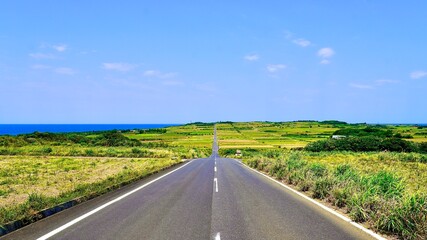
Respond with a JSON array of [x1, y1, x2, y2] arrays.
[[1, 1, 426, 124]]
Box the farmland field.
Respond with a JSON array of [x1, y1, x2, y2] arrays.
[[216, 121, 427, 149]]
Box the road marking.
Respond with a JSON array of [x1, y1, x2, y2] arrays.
[[214, 166, 217, 172], [37, 161, 193, 240], [236, 160, 386, 240], [214, 178, 218, 192], [215, 232, 221, 240]]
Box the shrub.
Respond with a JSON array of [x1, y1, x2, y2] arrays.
[[85, 149, 95, 156], [94, 132, 142, 147], [305, 136, 418, 153], [333, 127, 393, 138], [41, 147, 52, 154]]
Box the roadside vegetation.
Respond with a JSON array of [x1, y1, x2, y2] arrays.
[[217, 121, 427, 239]]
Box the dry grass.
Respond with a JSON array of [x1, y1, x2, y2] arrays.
[[0, 156, 176, 208]]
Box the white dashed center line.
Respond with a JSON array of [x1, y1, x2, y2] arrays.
[[214, 178, 218, 192]]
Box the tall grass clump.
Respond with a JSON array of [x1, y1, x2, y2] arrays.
[[375, 195, 427, 239]]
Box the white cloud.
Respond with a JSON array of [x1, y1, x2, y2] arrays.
[[320, 59, 330, 65], [52, 44, 67, 52], [29, 53, 56, 59], [349, 79, 398, 90], [143, 70, 176, 79], [79, 50, 96, 55], [349, 83, 373, 89], [102, 63, 137, 72], [318, 48, 335, 58], [410, 70, 427, 79], [375, 79, 399, 85], [55, 67, 76, 75], [162, 80, 183, 86], [195, 83, 217, 93], [31, 64, 51, 70], [284, 31, 294, 39], [267, 64, 286, 73], [244, 54, 259, 61], [293, 38, 311, 47], [285, 31, 312, 47]]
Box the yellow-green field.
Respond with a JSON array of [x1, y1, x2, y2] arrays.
[[124, 124, 214, 148], [0, 156, 177, 208], [216, 121, 427, 149], [216, 121, 338, 148]]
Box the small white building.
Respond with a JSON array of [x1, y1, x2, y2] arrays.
[[331, 135, 346, 139]]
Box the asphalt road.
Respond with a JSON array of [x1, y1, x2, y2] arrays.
[[2, 127, 375, 240]]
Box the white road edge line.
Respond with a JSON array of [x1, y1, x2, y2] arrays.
[[37, 161, 193, 240], [234, 159, 386, 240], [215, 232, 221, 240], [214, 178, 218, 192]]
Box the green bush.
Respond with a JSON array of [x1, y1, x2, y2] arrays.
[[305, 136, 418, 153], [85, 149, 95, 156], [41, 147, 52, 154], [333, 127, 393, 138]]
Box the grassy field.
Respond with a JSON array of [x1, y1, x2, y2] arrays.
[[216, 121, 427, 149], [0, 156, 179, 225], [124, 124, 214, 148]]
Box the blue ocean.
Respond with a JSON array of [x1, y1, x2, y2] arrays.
[[0, 124, 180, 136]]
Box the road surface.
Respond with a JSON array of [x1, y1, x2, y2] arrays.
[[2, 127, 375, 240]]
